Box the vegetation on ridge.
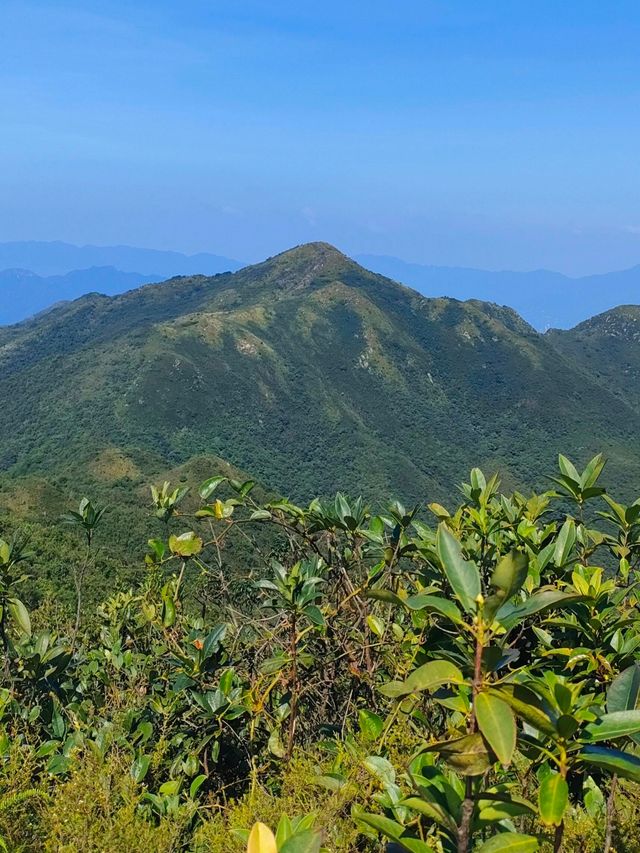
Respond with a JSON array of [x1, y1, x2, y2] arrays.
[[2, 453, 640, 850]]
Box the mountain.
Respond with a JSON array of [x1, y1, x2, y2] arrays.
[[4, 243, 640, 330], [0, 266, 159, 325], [2, 242, 640, 540], [0, 240, 242, 277], [357, 254, 640, 330], [547, 305, 640, 412]]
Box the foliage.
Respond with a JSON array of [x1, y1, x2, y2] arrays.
[[1, 453, 640, 851], [3, 242, 640, 558]]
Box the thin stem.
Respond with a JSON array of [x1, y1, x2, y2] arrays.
[[286, 610, 298, 760], [603, 773, 617, 853], [457, 617, 484, 853], [553, 822, 564, 853]]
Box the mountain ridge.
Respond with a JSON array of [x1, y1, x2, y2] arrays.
[[3, 240, 640, 329], [0, 240, 242, 277], [2, 242, 640, 540], [356, 253, 640, 330]]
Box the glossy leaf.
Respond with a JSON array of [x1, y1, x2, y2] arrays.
[[475, 692, 516, 765], [580, 745, 640, 782], [491, 685, 557, 736], [358, 709, 384, 741], [279, 831, 322, 853], [7, 597, 31, 636], [168, 531, 203, 558], [381, 660, 464, 698], [404, 593, 464, 624], [490, 551, 529, 601], [130, 754, 151, 783], [476, 833, 539, 853], [498, 591, 586, 630], [402, 796, 458, 835], [436, 524, 481, 613], [538, 771, 568, 827], [246, 823, 278, 853], [584, 710, 640, 742], [422, 732, 492, 776], [608, 663, 640, 713]]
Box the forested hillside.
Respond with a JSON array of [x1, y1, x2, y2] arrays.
[[1, 457, 640, 851], [2, 243, 640, 550], [3, 246, 640, 851], [547, 306, 640, 413]]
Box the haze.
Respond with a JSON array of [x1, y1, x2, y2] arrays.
[[2, 1, 640, 275]]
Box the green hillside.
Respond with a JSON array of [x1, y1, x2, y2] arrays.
[[4, 245, 640, 851], [547, 305, 640, 413], [2, 241, 640, 535]]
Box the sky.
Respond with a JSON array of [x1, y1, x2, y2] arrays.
[[1, 0, 640, 275]]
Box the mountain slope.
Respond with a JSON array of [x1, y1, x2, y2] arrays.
[[547, 306, 640, 413], [357, 254, 640, 330], [2, 242, 640, 518]]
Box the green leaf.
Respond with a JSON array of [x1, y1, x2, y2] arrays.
[[422, 732, 492, 776], [580, 745, 640, 782], [477, 795, 536, 822], [366, 589, 405, 608], [275, 814, 293, 847], [580, 453, 606, 490], [199, 477, 226, 500], [279, 831, 322, 853], [391, 841, 433, 853], [311, 773, 348, 791], [268, 729, 286, 758], [189, 774, 207, 798], [353, 809, 405, 841], [35, 740, 61, 758], [490, 551, 529, 601], [7, 597, 31, 637], [498, 591, 586, 630], [249, 509, 272, 521], [363, 756, 395, 786], [130, 754, 151, 783], [383, 660, 464, 698], [538, 771, 568, 827], [558, 454, 581, 483], [402, 796, 458, 836], [404, 594, 464, 624], [553, 519, 576, 567], [491, 685, 557, 736], [476, 833, 539, 853], [47, 754, 72, 776], [366, 614, 385, 637], [436, 524, 481, 613], [358, 709, 384, 741], [475, 692, 516, 765], [168, 532, 203, 558], [584, 710, 640, 742], [608, 664, 640, 713]]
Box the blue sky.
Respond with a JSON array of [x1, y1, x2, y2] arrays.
[[1, 0, 640, 274]]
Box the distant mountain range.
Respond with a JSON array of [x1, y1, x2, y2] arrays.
[[1, 241, 640, 329], [0, 241, 242, 277], [356, 254, 640, 330], [0, 242, 243, 325], [2, 243, 640, 560], [0, 267, 159, 325]]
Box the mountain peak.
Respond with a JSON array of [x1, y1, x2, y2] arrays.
[[240, 242, 363, 294], [266, 241, 353, 268], [570, 304, 640, 339]]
